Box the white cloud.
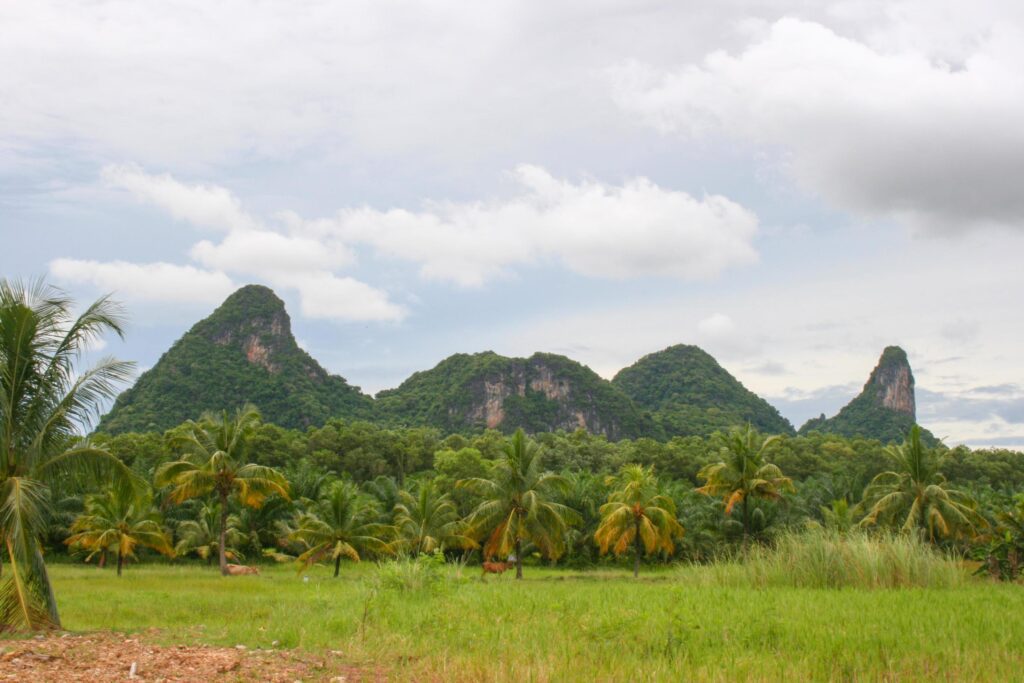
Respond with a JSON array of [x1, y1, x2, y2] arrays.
[[321, 164, 759, 286], [190, 230, 353, 276], [291, 273, 406, 322], [697, 313, 736, 338], [611, 16, 1024, 233], [102, 164, 258, 232], [93, 166, 402, 322], [50, 258, 236, 304]]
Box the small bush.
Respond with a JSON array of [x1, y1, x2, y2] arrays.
[[690, 529, 964, 589]]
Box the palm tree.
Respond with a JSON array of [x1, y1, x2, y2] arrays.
[[155, 406, 289, 575], [459, 429, 579, 579], [290, 481, 392, 576], [0, 280, 136, 631], [65, 482, 173, 576], [393, 481, 475, 556], [595, 464, 684, 577], [174, 503, 244, 566], [696, 425, 794, 540], [859, 425, 980, 542]]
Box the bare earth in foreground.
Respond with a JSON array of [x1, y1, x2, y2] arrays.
[[0, 631, 385, 682]]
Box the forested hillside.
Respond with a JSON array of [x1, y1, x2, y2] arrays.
[[374, 351, 654, 439], [613, 344, 795, 437], [98, 285, 373, 433]]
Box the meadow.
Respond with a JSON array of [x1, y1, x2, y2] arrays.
[[47, 560, 1024, 682]]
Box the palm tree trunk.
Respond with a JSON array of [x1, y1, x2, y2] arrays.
[[634, 522, 642, 578], [98, 550, 106, 569], [334, 554, 341, 577], [742, 494, 751, 541], [117, 548, 124, 577], [34, 546, 61, 629], [515, 538, 523, 580], [218, 493, 229, 576]]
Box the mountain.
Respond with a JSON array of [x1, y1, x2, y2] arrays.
[[799, 346, 935, 444], [611, 344, 795, 437], [97, 285, 372, 433], [374, 351, 654, 440]]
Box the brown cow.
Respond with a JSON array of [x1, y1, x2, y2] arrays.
[[225, 564, 260, 576], [481, 561, 512, 578]]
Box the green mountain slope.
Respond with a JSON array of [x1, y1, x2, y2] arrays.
[[97, 285, 372, 433], [611, 344, 794, 437], [799, 346, 936, 444], [374, 351, 654, 440]]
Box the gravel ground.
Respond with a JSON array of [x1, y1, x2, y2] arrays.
[[0, 631, 385, 682]]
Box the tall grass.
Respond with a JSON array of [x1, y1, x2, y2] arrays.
[[691, 528, 963, 589]]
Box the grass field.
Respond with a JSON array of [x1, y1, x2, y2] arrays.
[[40, 561, 1024, 682]]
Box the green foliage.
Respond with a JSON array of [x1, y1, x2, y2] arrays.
[[594, 464, 684, 576], [613, 344, 794, 437], [65, 481, 173, 576], [374, 551, 452, 593], [289, 481, 393, 576], [376, 351, 653, 439], [47, 563, 1024, 681], [173, 503, 244, 565], [699, 528, 964, 589], [155, 405, 289, 574], [393, 481, 475, 555], [98, 285, 372, 433], [460, 429, 580, 577], [697, 426, 794, 539], [0, 279, 137, 632], [860, 425, 981, 542]]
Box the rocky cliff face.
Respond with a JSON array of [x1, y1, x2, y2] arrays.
[[375, 351, 652, 440], [97, 285, 371, 433], [798, 346, 934, 445], [868, 346, 916, 416]]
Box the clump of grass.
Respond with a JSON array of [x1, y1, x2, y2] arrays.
[[691, 529, 963, 589], [374, 551, 454, 593]]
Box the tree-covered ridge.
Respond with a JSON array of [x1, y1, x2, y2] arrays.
[[374, 351, 654, 440], [799, 346, 937, 445], [98, 285, 372, 433], [612, 344, 795, 437]]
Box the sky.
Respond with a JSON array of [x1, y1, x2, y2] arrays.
[[3, 0, 1024, 448]]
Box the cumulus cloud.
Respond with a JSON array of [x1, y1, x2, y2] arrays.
[[317, 165, 759, 286], [190, 230, 352, 276], [68, 164, 758, 319], [102, 164, 258, 232], [610, 17, 1024, 233], [291, 273, 406, 322], [50, 258, 236, 304], [60, 166, 402, 322]]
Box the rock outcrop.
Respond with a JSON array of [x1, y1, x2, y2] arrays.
[[374, 351, 653, 440], [798, 346, 935, 445]]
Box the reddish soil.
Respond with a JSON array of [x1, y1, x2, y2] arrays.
[[0, 631, 386, 682]]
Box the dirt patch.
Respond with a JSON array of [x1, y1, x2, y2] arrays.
[[0, 631, 385, 682]]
